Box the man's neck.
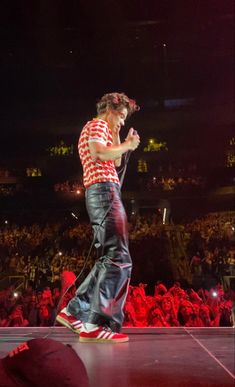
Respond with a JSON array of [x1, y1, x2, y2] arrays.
[[96, 113, 108, 122]]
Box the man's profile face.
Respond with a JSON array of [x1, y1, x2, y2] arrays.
[[106, 107, 128, 133]]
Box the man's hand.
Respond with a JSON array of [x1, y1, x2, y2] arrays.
[[125, 128, 140, 150], [89, 127, 140, 161]]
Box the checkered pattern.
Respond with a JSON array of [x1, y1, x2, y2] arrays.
[[79, 326, 129, 343], [56, 308, 83, 333], [78, 119, 120, 188]]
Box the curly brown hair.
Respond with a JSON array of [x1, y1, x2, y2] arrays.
[[96, 92, 140, 117]]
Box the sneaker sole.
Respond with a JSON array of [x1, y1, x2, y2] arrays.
[[56, 316, 82, 333], [79, 336, 129, 343]]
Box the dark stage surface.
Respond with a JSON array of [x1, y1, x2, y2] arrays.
[[0, 327, 234, 387]]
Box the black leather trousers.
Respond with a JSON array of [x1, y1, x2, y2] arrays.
[[67, 182, 132, 330]]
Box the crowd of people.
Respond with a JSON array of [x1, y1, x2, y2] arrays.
[[53, 174, 206, 195], [54, 180, 83, 194], [0, 185, 15, 196], [0, 281, 234, 328], [145, 175, 205, 192], [0, 221, 95, 290], [123, 282, 234, 328], [130, 212, 234, 280], [183, 213, 235, 287], [0, 211, 234, 327], [0, 211, 234, 286], [0, 212, 234, 276]]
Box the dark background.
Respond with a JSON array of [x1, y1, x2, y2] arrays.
[[0, 0, 234, 190]]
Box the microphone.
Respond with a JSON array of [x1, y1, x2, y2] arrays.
[[128, 129, 138, 151], [124, 129, 138, 163], [119, 129, 139, 187]]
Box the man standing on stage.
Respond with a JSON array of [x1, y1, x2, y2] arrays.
[[57, 92, 140, 343]]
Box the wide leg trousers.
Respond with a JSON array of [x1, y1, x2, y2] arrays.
[[67, 182, 132, 328]]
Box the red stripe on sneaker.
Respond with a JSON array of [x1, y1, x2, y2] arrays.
[[102, 332, 110, 339], [71, 321, 82, 326], [97, 330, 106, 339]]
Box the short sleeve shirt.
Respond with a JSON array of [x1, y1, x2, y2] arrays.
[[78, 119, 120, 188]]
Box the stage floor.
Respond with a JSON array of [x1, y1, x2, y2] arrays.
[[0, 327, 234, 387]]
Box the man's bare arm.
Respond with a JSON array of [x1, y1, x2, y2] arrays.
[[89, 128, 140, 162]]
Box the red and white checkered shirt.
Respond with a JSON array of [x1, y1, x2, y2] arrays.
[[78, 118, 120, 188]]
